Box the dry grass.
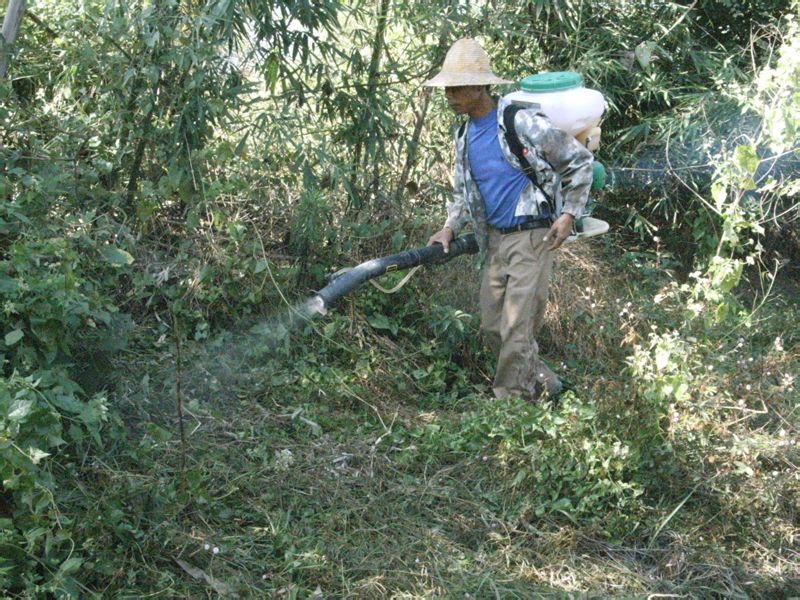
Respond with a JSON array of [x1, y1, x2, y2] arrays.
[[105, 375, 798, 597]]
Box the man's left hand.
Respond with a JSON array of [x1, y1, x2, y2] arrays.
[[543, 213, 574, 251]]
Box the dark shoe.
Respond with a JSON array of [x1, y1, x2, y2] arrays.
[[549, 379, 564, 397], [544, 378, 576, 406], [530, 380, 561, 403]]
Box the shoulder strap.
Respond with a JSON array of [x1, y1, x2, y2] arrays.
[[502, 105, 528, 165], [502, 105, 553, 208]]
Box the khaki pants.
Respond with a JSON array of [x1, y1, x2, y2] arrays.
[[479, 227, 558, 399]]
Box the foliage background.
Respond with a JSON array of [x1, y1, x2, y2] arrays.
[[1, 0, 798, 597]]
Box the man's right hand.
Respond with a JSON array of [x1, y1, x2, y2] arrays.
[[427, 227, 455, 253]]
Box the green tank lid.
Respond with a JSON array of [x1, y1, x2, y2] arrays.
[[520, 71, 584, 92]]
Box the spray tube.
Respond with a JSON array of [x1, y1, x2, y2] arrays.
[[314, 234, 478, 311]]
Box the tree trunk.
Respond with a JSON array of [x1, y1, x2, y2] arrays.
[[394, 88, 432, 203], [393, 3, 455, 204], [0, 0, 26, 79], [350, 0, 390, 207], [365, 0, 390, 97]]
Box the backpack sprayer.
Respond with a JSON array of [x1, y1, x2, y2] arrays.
[[506, 71, 609, 240], [314, 72, 609, 312]]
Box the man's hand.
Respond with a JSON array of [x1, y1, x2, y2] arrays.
[[544, 213, 574, 250], [427, 226, 455, 253]]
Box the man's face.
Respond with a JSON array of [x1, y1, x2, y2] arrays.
[[444, 85, 485, 115]]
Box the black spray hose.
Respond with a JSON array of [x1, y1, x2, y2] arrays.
[[314, 233, 478, 310]]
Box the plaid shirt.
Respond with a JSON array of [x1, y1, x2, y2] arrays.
[[444, 96, 593, 251]]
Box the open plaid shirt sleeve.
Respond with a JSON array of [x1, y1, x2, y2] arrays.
[[444, 128, 469, 236], [513, 109, 593, 218]]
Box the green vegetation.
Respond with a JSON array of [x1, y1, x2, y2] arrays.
[[1, 0, 798, 597]]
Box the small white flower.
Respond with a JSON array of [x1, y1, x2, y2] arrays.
[[204, 543, 210, 551], [274, 448, 295, 471], [212, 547, 220, 555]]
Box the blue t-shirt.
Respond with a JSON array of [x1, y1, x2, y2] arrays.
[[467, 110, 531, 228]]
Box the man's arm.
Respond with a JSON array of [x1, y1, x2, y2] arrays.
[[517, 111, 593, 249], [429, 129, 469, 253]]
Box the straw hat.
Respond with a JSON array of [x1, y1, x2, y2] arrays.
[[423, 38, 512, 87]]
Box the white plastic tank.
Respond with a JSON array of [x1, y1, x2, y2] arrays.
[[504, 72, 605, 150]]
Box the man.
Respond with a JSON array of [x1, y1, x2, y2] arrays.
[[424, 38, 593, 400]]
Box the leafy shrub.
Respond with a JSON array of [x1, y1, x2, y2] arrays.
[[0, 371, 109, 595], [406, 396, 645, 536]]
